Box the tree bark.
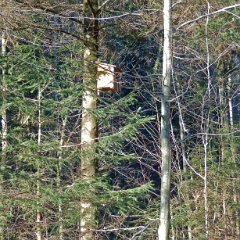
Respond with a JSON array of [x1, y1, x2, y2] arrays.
[[158, 0, 172, 239], [202, 7, 210, 238], [80, 1, 98, 239], [0, 30, 7, 239], [36, 87, 42, 240], [58, 117, 67, 240], [228, 75, 240, 238]]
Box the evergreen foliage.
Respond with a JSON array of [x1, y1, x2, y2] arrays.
[[0, 0, 240, 239]]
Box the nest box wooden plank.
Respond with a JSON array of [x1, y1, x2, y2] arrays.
[[97, 63, 121, 92]]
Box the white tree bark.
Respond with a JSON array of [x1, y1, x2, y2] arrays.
[[158, 0, 172, 239], [228, 76, 240, 238], [58, 117, 67, 240], [203, 4, 210, 238], [203, 135, 209, 240], [80, 1, 98, 239], [1, 31, 7, 154], [0, 30, 7, 240], [36, 88, 42, 240]]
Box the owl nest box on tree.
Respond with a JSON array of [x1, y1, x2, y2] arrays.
[[97, 63, 121, 93]]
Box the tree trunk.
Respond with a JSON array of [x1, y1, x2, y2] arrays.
[[0, 30, 7, 240], [158, 0, 172, 239], [202, 7, 211, 239], [228, 75, 240, 238], [58, 117, 67, 240], [36, 87, 42, 240], [80, 1, 98, 239]]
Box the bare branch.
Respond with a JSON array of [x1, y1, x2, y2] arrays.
[[177, 3, 240, 30]]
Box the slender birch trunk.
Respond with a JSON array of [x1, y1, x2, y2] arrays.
[[1, 31, 7, 157], [36, 88, 42, 240], [0, 30, 7, 240], [158, 0, 172, 239], [202, 5, 211, 238], [80, 1, 98, 239], [228, 76, 240, 238], [203, 135, 209, 240], [58, 116, 67, 240], [216, 59, 228, 238]]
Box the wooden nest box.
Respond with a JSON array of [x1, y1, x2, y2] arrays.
[[97, 63, 121, 92]]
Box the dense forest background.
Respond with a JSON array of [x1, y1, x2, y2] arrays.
[[0, 0, 240, 239]]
